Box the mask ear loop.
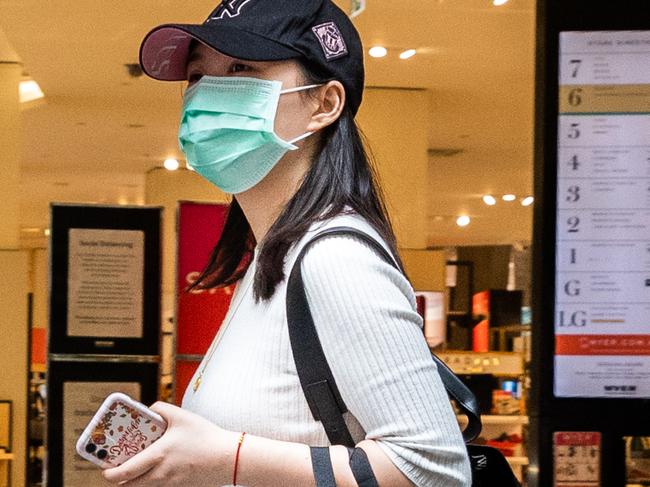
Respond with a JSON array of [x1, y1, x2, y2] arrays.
[[287, 131, 315, 145], [281, 83, 325, 146], [280, 83, 323, 95]]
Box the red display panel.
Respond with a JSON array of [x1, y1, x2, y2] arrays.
[[176, 202, 234, 355], [174, 360, 200, 406], [175, 201, 235, 403]]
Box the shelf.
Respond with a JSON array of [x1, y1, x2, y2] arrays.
[[435, 351, 525, 376], [30, 363, 46, 373], [506, 456, 529, 466], [457, 414, 529, 425], [0, 452, 14, 461]]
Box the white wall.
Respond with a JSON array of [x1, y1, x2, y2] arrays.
[[0, 60, 21, 250], [0, 250, 29, 487], [31, 249, 48, 330], [358, 88, 432, 250]]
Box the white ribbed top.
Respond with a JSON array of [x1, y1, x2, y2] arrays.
[[181, 209, 472, 487]]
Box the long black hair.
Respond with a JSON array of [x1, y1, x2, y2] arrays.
[[188, 54, 408, 303]]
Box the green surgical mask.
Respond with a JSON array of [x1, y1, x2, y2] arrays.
[[178, 76, 322, 194]]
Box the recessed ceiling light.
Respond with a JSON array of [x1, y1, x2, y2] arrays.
[[483, 195, 497, 206], [369, 46, 388, 58], [19, 78, 45, 103], [502, 194, 516, 202], [456, 215, 471, 227], [521, 196, 534, 206], [493, 0, 509, 5], [399, 49, 417, 60], [164, 158, 180, 171]]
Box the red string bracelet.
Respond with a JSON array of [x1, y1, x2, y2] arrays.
[[233, 432, 246, 486]]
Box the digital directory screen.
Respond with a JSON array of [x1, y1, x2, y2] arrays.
[[554, 30, 650, 398]]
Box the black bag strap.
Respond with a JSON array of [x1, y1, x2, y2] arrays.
[[310, 446, 336, 487], [286, 225, 482, 444], [348, 447, 380, 487], [310, 445, 379, 487]]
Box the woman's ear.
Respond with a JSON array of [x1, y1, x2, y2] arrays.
[[306, 80, 346, 132]]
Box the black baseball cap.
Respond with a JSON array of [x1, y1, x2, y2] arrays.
[[139, 0, 365, 115]]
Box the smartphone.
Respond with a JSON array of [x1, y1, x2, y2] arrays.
[[75, 392, 167, 469]]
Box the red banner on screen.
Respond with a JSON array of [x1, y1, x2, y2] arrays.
[[175, 201, 235, 403], [556, 335, 650, 355]]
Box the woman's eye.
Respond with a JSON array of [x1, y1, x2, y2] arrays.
[[230, 63, 251, 73]]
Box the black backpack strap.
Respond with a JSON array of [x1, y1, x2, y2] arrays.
[[310, 446, 336, 487], [286, 225, 482, 444], [348, 447, 380, 487], [347, 447, 380, 487], [285, 228, 357, 447], [430, 350, 482, 442], [310, 444, 379, 487]]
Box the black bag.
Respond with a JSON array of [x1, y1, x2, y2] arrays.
[[286, 226, 521, 487]]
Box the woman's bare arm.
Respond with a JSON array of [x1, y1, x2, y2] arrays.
[[236, 434, 415, 486]]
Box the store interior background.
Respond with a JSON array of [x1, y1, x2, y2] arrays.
[[1, 0, 537, 485]]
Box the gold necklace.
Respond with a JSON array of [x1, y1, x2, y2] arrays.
[[192, 266, 255, 393]]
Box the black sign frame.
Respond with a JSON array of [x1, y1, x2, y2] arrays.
[[49, 204, 162, 356], [45, 360, 160, 487], [531, 1, 650, 485]]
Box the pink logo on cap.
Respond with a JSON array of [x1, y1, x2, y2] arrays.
[[206, 0, 253, 22], [312, 22, 348, 60]]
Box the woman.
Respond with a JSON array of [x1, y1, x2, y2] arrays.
[[103, 1, 471, 485]]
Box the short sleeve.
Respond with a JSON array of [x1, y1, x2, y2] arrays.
[[301, 234, 472, 487]]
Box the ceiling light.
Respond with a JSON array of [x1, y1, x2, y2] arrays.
[[493, 0, 509, 5], [502, 194, 516, 202], [521, 196, 534, 207], [483, 195, 497, 206], [456, 216, 471, 227], [44, 229, 51, 236], [164, 158, 180, 171], [399, 49, 417, 60], [369, 46, 387, 58], [19, 78, 45, 103]]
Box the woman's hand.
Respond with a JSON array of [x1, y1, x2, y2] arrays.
[[102, 401, 240, 486]]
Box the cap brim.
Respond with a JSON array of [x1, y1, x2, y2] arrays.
[[139, 23, 301, 81]]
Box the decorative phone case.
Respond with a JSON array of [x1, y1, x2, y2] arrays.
[[75, 392, 167, 469]]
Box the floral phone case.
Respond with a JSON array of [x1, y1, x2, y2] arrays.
[[75, 392, 167, 469]]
